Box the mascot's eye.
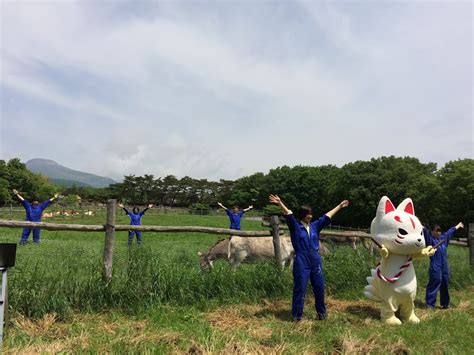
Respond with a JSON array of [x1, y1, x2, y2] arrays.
[[398, 228, 408, 235]]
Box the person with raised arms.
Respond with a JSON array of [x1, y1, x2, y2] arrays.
[[269, 194, 349, 321], [13, 189, 59, 245], [423, 222, 464, 310], [118, 203, 154, 245], [217, 202, 253, 230]]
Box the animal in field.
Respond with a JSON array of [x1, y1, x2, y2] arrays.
[[84, 210, 95, 216], [320, 234, 376, 255], [227, 235, 295, 269], [320, 235, 359, 249], [198, 235, 331, 270], [198, 238, 230, 270], [364, 196, 436, 325]]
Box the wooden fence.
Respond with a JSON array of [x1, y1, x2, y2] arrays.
[[0, 200, 471, 280]]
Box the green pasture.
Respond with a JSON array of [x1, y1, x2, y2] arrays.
[[0, 212, 472, 353]]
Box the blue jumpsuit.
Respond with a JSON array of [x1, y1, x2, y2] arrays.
[[423, 227, 457, 308], [225, 209, 245, 230], [20, 199, 53, 244], [285, 213, 331, 320], [124, 208, 149, 244]]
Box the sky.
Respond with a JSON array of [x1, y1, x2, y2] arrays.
[[1, 0, 472, 182]]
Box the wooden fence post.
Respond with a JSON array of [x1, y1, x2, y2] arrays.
[[103, 199, 116, 282], [270, 215, 283, 269], [469, 223, 474, 266]]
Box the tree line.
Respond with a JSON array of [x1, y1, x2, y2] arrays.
[[1, 156, 472, 230]]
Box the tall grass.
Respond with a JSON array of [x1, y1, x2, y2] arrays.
[[2, 214, 472, 320]]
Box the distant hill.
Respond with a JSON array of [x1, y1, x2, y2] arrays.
[[26, 159, 117, 188]]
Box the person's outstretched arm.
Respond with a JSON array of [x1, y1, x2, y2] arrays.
[[243, 205, 253, 212], [140, 204, 154, 216], [12, 189, 24, 202], [217, 202, 228, 211], [269, 194, 298, 240], [442, 222, 464, 244], [40, 193, 59, 210], [269, 195, 291, 215], [311, 200, 349, 233], [325, 200, 349, 219], [118, 203, 129, 215]]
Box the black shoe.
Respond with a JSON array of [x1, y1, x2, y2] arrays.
[[317, 313, 327, 320], [441, 305, 449, 309]]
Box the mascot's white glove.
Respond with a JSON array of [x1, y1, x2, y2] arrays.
[[380, 245, 389, 258], [421, 246, 436, 257]]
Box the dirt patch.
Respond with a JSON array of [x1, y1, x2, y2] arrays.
[[6, 312, 179, 353], [332, 331, 409, 355], [205, 306, 273, 339]]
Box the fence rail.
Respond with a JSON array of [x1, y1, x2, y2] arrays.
[[1, 200, 471, 279], [0, 220, 275, 236]]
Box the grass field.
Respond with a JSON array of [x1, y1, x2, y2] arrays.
[[0, 212, 472, 353]]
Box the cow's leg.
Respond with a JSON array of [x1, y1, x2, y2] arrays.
[[351, 240, 357, 251]]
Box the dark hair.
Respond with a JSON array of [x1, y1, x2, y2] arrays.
[[296, 206, 313, 221], [432, 225, 442, 233], [133, 207, 140, 214]]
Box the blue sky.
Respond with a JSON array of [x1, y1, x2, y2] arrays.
[[1, 0, 472, 181]]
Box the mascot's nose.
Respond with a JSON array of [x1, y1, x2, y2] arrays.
[[417, 238, 422, 242]]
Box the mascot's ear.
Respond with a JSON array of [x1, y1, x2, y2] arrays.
[[376, 196, 395, 218], [397, 198, 415, 215]]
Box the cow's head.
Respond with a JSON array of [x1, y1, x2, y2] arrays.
[[197, 251, 213, 271]]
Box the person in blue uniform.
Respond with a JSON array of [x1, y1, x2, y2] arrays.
[[217, 202, 253, 230], [13, 189, 59, 245], [118, 203, 153, 245], [423, 222, 464, 309], [269, 194, 349, 321]]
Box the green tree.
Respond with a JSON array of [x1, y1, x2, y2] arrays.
[[436, 159, 474, 229]]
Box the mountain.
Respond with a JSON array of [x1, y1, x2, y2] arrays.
[[26, 159, 117, 188]]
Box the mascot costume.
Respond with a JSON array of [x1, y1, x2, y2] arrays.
[[364, 196, 436, 325]]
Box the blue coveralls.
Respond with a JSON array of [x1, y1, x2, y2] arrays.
[[285, 213, 331, 320], [423, 227, 457, 308], [124, 208, 149, 244], [225, 209, 245, 230], [20, 199, 52, 244]]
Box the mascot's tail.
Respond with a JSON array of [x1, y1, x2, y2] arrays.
[[364, 268, 381, 302]]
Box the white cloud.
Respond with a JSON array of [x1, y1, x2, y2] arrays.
[[0, 1, 471, 180]]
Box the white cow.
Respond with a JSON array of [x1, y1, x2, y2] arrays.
[[227, 235, 295, 269], [198, 235, 331, 270]]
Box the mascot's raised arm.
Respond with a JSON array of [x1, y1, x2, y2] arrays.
[[364, 196, 436, 325]]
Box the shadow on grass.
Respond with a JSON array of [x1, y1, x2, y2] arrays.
[[345, 305, 380, 320], [254, 307, 293, 322], [414, 299, 426, 308]]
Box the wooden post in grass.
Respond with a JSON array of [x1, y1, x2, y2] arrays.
[[469, 223, 474, 266], [103, 199, 116, 282], [270, 215, 283, 269]]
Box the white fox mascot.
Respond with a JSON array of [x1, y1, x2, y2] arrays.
[[364, 196, 436, 325]]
